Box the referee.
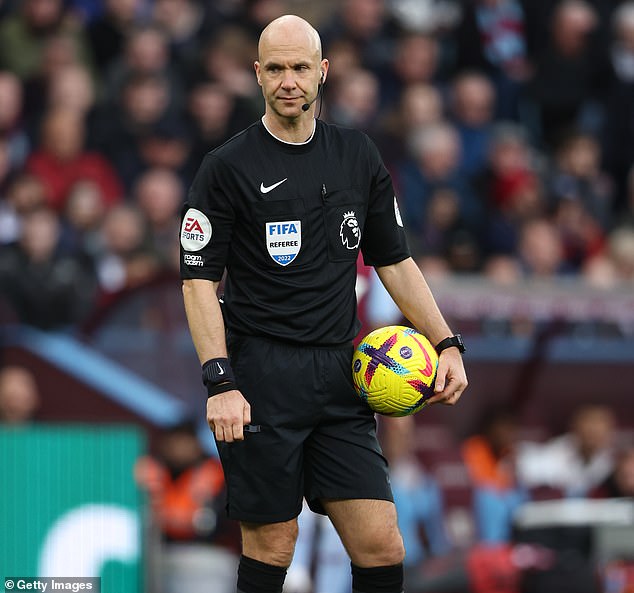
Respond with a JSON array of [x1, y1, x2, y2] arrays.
[[180, 15, 467, 593]]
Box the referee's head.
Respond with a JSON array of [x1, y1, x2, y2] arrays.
[[254, 15, 329, 119]]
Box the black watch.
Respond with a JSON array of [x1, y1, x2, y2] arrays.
[[435, 334, 466, 355]]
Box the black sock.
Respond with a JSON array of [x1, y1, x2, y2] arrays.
[[236, 555, 287, 593], [351, 562, 404, 593]]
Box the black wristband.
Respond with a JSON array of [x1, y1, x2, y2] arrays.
[[202, 358, 236, 398], [207, 380, 238, 397], [435, 334, 466, 355]]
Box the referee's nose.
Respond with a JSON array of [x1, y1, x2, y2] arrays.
[[281, 69, 297, 90]]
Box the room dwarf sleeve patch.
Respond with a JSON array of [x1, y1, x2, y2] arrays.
[[181, 208, 212, 251]]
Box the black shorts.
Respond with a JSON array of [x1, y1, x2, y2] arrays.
[[215, 333, 393, 523]]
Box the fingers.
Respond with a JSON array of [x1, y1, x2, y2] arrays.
[[207, 391, 249, 442], [243, 400, 252, 426], [428, 354, 468, 406]]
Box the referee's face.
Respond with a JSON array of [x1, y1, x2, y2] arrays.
[[255, 17, 327, 120]]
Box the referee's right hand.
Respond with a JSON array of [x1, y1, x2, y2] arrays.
[[207, 390, 251, 442]]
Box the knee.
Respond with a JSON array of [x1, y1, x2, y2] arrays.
[[241, 519, 298, 567], [353, 528, 405, 567]]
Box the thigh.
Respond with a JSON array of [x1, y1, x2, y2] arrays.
[[323, 498, 404, 567]]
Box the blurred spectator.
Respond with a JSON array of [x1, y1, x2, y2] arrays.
[[237, 0, 288, 42], [151, 0, 209, 71], [0, 173, 46, 244], [0, 0, 93, 80], [135, 420, 238, 593], [602, 1, 634, 211], [355, 257, 403, 343], [546, 131, 612, 270], [133, 167, 183, 264], [449, 71, 496, 177], [94, 203, 161, 295], [388, 0, 461, 35], [462, 408, 527, 543], [603, 226, 634, 283], [553, 198, 606, 273], [102, 23, 182, 110], [591, 446, 634, 498], [382, 416, 451, 574], [380, 32, 442, 109], [319, 37, 362, 90], [474, 122, 544, 256], [185, 80, 252, 168], [395, 121, 482, 263], [517, 404, 617, 497], [0, 70, 29, 173], [47, 64, 96, 117], [194, 25, 259, 102], [0, 207, 97, 329], [527, 0, 608, 147], [0, 365, 40, 424], [454, 0, 531, 120], [20, 27, 96, 130], [87, 0, 146, 73], [483, 254, 523, 286], [321, 0, 399, 75], [25, 106, 124, 211], [94, 71, 173, 189], [116, 117, 193, 189], [548, 130, 613, 231], [285, 506, 351, 593], [376, 82, 444, 166], [326, 68, 381, 132], [62, 179, 107, 259], [517, 218, 570, 278]]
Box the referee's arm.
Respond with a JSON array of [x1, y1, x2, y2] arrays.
[[182, 278, 251, 442], [375, 257, 468, 406]]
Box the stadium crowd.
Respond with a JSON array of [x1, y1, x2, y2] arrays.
[[1, 0, 634, 331]]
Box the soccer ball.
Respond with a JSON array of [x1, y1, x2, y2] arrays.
[[352, 325, 438, 417]]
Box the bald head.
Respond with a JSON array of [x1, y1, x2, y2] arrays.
[[258, 15, 322, 62], [254, 14, 328, 126]]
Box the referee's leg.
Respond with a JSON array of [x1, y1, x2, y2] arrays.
[[236, 519, 298, 593], [324, 498, 406, 593]]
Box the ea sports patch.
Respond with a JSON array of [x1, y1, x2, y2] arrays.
[[181, 208, 212, 252], [266, 220, 301, 266]]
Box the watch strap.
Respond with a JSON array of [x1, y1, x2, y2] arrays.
[[435, 334, 465, 355]]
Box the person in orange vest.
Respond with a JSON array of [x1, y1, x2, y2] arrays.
[[136, 420, 226, 541], [135, 420, 239, 593]]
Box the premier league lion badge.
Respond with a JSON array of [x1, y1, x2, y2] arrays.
[[340, 211, 361, 250]]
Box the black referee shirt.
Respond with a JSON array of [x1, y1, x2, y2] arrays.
[[180, 119, 410, 346]]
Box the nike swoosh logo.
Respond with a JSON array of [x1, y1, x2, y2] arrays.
[[215, 362, 225, 375], [260, 178, 288, 193]]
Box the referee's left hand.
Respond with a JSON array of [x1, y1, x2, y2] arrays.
[[426, 349, 468, 406]]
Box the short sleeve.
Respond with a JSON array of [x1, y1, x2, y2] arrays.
[[180, 153, 235, 281], [361, 136, 411, 267]]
